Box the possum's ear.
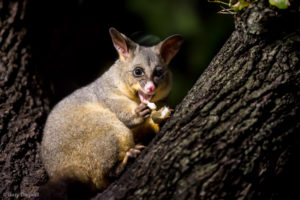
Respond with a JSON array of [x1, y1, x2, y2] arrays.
[[109, 27, 137, 61], [155, 35, 184, 65]]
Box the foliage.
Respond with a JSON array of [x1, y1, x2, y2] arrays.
[[209, 0, 291, 14], [269, 0, 290, 9], [208, 0, 252, 14]]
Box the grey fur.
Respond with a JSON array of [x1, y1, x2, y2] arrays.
[[41, 28, 183, 191]]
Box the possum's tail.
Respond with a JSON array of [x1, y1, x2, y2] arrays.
[[38, 169, 97, 200]]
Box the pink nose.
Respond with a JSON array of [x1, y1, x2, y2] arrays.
[[145, 81, 155, 93]]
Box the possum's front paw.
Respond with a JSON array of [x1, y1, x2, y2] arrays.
[[151, 106, 172, 124], [135, 103, 151, 119]]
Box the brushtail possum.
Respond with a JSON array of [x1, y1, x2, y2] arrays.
[[40, 28, 183, 199]]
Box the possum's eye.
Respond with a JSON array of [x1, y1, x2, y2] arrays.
[[133, 67, 145, 77], [153, 69, 164, 78]]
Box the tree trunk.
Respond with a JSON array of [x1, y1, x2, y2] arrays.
[[0, 0, 299, 200], [94, 1, 300, 200], [0, 0, 49, 198]]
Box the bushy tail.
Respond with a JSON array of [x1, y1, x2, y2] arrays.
[[38, 170, 97, 200]]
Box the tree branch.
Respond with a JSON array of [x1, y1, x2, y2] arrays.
[[94, 1, 300, 199]]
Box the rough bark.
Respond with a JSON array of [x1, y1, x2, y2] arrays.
[[0, 0, 299, 200], [0, 0, 49, 199], [94, 1, 300, 200]]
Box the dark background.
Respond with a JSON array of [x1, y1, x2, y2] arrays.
[[28, 0, 233, 107]]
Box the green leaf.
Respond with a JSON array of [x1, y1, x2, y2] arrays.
[[269, 0, 290, 9], [232, 0, 250, 11]]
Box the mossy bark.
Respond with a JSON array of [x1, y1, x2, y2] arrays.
[[94, 1, 300, 200], [0, 0, 49, 198]]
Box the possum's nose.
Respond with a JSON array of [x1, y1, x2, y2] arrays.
[[145, 81, 156, 93]]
